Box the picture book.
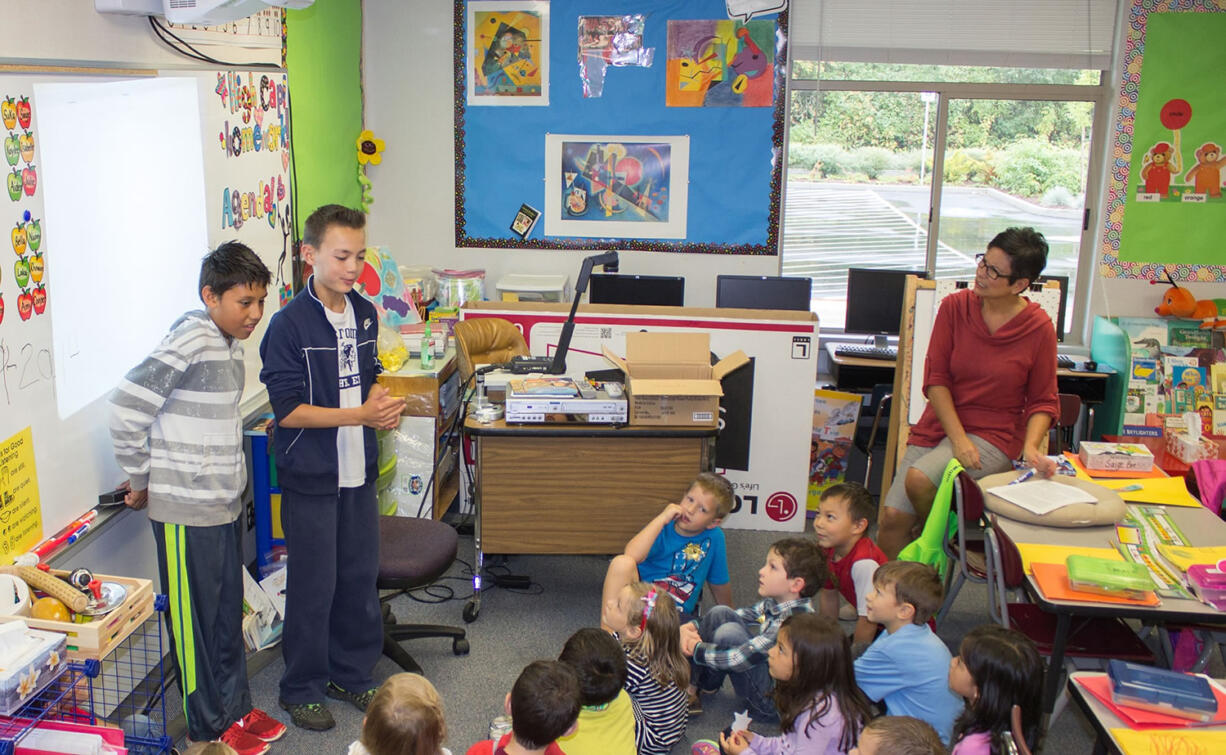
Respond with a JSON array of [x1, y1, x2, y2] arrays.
[[807, 389, 861, 513]]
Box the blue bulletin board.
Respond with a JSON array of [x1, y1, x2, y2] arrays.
[[454, 0, 787, 254]]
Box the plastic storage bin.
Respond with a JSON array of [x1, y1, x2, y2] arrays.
[[496, 274, 570, 303], [433, 269, 485, 308]]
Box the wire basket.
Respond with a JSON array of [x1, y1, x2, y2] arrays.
[[0, 595, 173, 754]]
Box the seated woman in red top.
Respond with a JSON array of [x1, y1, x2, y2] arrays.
[[877, 227, 1060, 559]]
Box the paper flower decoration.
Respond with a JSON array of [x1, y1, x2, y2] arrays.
[[357, 130, 385, 165]]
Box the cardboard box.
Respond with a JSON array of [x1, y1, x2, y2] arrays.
[[603, 332, 748, 427]]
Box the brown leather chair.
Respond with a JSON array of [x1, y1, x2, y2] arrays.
[[453, 317, 530, 382]]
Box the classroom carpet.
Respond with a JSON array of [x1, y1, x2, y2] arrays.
[[218, 523, 1219, 755]]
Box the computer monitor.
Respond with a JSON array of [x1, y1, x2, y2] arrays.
[[844, 268, 930, 347], [589, 273, 685, 307], [1033, 274, 1068, 342], [714, 275, 811, 311]]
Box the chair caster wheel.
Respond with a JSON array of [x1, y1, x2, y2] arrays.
[[463, 601, 479, 623], [453, 638, 470, 655]]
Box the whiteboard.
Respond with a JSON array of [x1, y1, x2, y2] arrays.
[[0, 69, 291, 557]]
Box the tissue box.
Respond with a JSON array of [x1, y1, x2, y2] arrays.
[[0, 625, 68, 715], [1078, 441, 1155, 472], [1167, 432, 1220, 464]]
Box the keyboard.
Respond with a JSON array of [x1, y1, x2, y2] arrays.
[[834, 344, 897, 361], [1057, 355, 1075, 369]]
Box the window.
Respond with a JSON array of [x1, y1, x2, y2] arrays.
[[782, 1, 1115, 342]]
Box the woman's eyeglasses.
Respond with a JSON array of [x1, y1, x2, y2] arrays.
[[975, 253, 1009, 281]]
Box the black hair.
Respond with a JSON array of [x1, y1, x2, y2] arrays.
[[951, 624, 1044, 755], [558, 627, 627, 706], [987, 227, 1048, 285], [510, 661, 581, 750], [771, 538, 827, 599], [772, 614, 873, 751], [198, 241, 271, 302], [302, 204, 366, 248], [819, 482, 876, 527]]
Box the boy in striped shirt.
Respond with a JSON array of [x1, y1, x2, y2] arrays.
[[110, 242, 284, 755]]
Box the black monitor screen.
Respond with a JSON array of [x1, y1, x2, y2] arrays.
[[589, 273, 685, 307], [715, 275, 811, 311], [1034, 274, 1068, 342], [844, 268, 929, 336]]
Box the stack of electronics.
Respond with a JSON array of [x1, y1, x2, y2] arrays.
[[504, 377, 627, 424]]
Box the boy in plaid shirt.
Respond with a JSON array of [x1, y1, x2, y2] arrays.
[[680, 538, 826, 723]]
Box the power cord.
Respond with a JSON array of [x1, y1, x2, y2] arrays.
[[147, 16, 282, 69]]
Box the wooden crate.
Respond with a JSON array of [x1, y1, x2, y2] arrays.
[[0, 574, 155, 661]]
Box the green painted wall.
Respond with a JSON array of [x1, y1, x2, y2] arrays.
[[286, 0, 364, 237]]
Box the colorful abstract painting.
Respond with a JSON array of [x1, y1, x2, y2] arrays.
[[666, 19, 775, 107], [543, 134, 689, 239], [467, 1, 549, 106]]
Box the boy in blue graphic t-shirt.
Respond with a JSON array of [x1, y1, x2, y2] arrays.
[[601, 473, 735, 622]]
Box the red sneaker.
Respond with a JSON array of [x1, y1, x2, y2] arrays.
[[219, 722, 272, 755], [235, 708, 288, 743]]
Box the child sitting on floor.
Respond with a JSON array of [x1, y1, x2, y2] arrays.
[[948, 624, 1043, 755], [853, 561, 963, 745], [601, 472, 736, 622], [813, 482, 887, 646], [719, 613, 874, 754], [349, 673, 451, 755], [682, 537, 826, 723], [603, 581, 690, 755], [557, 628, 637, 755]]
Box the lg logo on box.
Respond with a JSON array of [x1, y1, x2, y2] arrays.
[[791, 336, 811, 360], [730, 491, 799, 522]]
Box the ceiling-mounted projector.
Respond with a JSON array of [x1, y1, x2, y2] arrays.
[[94, 1, 313, 26], [164, 0, 313, 25]]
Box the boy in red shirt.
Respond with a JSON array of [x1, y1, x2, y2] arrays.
[[813, 482, 887, 646]]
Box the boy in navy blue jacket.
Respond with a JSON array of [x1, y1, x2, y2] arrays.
[[259, 205, 405, 732]]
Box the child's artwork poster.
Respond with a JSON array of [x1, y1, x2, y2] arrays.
[[666, 19, 775, 107], [543, 134, 689, 239], [1111, 7, 1226, 270], [807, 389, 861, 513], [467, 1, 550, 106], [0, 427, 42, 559]]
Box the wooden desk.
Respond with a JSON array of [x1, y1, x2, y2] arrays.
[[993, 505, 1226, 716], [463, 417, 715, 620], [1068, 671, 1226, 754]]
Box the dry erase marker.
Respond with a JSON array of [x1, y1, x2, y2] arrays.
[[1010, 468, 1037, 485], [66, 523, 91, 545]]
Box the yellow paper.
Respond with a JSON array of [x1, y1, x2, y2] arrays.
[[0, 426, 43, 558], [1157, 544, 1226, 572], [1015, 543, 1123, 574], [1112, 727, 1226, 754], [1098, 476, 1203, 508]]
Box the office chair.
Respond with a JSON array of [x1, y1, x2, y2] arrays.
[[377, 515, 470, 674], [453, 317, 530, 383]]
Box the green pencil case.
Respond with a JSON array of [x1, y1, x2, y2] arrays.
[[1066, 555, 1154, 600]]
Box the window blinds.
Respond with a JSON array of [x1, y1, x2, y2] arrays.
[[790, 0, 1119, 70]]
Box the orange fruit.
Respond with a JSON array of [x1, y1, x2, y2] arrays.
[[31, 596, 70, 622]]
